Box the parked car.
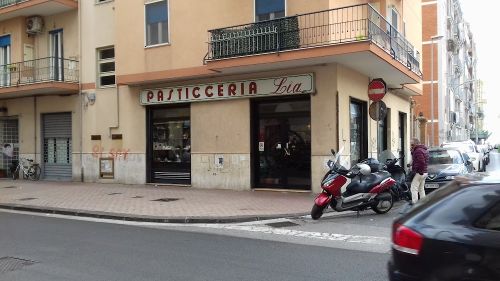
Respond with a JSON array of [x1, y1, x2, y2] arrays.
[[423, 148, 472, 193], [388, 176, 500, 281], [441, 141, 484, 172]]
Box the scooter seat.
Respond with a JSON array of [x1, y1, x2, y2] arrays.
[[343, 171, 391, 197]]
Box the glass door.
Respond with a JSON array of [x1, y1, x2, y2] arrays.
[[254, 99, 311, 190], [149, 106, 191, 184], [350, 99, 368, 165], [50, 29, 63, 81]]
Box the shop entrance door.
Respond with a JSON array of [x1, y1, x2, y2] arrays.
[[254, 99, 311, 190], [147, 106, 191, 184]]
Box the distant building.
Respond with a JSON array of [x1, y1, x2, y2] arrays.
[[414, 0, 481, 146]]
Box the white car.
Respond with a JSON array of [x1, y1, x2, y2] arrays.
[[441, 141, 484, 172]]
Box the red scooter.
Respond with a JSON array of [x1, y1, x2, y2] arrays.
[[311, 148, 396, 220]]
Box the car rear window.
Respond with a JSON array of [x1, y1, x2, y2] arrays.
[[475, 202, 500, 231], [429, 150, 463, 165], [416, 184, 500, 227]]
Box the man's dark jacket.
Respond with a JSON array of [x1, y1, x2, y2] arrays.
[[412, 144, 429, 174]]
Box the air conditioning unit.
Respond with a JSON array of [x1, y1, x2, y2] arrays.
[[26, 16, 43, 35]]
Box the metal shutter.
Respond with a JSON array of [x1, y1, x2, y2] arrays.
[[42, 113, 72, 180]]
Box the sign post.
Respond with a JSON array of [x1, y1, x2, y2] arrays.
[[368, 78, 387, 102]]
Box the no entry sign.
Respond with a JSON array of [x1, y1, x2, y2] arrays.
[[368, 78, 386, 102]]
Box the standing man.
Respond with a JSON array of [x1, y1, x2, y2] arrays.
[[410, 138, 429, 204]]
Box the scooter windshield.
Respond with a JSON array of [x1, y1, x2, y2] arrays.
[[330, 146, 351, 172], [378, 149, 397, 164]]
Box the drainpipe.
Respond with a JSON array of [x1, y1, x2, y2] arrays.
[[78, 0, 83, 182], [34, 96, 36, 162], [108, 84, 120, 138]]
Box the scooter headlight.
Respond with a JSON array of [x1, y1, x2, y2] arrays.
[[322, 178, 334, 187]]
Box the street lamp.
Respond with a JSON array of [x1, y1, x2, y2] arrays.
[[430, 35, 443, 147]]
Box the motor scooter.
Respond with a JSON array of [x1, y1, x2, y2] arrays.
[[311, 148, 396, 220], [377, 150, 411, 202]]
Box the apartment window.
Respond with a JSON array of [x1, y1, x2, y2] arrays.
[[145, 0, 169, 46], [97, 47, 115, 87], [391, 8, 399, 30], [255, 0, 285, 22]]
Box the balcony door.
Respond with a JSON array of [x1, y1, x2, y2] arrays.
[[50, 29, 64, 81], [0, 35, 11, 87]]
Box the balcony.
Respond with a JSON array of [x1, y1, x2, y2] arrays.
[[0, 57, 79, 98], [205, 4, 421, 89], [0, 0, 77, 21]]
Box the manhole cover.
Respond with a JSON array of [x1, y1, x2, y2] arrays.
[[266, 221, 300, 228], [132, 196, 144, 199], [2, 186, 16, 189], [107, 193, 122, 195], [18, 197, 37, 201], [0, 257, 37, 273], [151, 198, 180, 202]]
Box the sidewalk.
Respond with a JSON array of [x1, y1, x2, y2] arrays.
[[0, 180, 315, 223]]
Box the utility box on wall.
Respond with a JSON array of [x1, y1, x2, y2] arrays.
[[99, 158, 114, 179]]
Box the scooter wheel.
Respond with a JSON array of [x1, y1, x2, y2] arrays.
[[372, 192, 394, 214], [311, 204, 326, 220]]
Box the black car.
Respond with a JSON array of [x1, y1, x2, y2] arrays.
[[424, 148, 473, 193], [388, 177, 500, 281]]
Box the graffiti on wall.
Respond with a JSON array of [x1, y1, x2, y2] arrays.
[[92, 144, 130, 160]]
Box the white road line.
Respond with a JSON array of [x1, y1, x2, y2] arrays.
[[199, 224, 389, 245]]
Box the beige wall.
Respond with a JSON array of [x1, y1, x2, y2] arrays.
[[0, 17, 25, 63], [28, 10, 79, 60], [115, 0, 255, 76], [81, 0, 115, 85]]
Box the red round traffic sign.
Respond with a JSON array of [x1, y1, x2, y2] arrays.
[[368, 79, 386, 102]]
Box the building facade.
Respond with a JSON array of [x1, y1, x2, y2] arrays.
[[416, 0, 481, 147], [1, 0, 422, 192]]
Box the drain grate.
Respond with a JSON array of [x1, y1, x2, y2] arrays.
[[265, 221, 300, 228], [18, 197, 37, 201], [151, 198, 180, 202], [107, 192, 122, 195], [132, 196, 144, 199], [2, 186, 17, 189], [0, 257, 37, 273]]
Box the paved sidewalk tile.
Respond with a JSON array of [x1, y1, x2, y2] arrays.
[[0, 180, 316, 223]]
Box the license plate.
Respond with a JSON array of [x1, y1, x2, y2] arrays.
[[425, 183, 439, 189]]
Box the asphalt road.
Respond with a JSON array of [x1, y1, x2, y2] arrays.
[[0, 212, 388, 281]]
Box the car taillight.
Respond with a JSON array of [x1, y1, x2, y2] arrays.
[[392, 224, 423, 255]]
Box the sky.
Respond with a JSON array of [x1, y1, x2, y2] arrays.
[[459, 0, 500, 143]]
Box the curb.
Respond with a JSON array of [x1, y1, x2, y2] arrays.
[[0, 204, 311, 224]]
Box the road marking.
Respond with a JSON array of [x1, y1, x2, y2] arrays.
[[199, 224, 389, 245]]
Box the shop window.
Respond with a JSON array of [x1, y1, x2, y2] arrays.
[[97, 47, 115, 87], [145, 0, 169, 46], [255, 0, 285, 22]]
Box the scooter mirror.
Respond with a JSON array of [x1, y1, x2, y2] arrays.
[[331, 149, 336, 155]]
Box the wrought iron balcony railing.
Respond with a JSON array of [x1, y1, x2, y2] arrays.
[[207, 4, 421, 76], [0, 57, 79, 88], [0, 0, 28, 9]]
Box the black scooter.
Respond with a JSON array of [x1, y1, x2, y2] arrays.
[[383, 157, 410, 202]]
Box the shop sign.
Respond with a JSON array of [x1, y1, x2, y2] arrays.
[[140, 73, 314, 105]]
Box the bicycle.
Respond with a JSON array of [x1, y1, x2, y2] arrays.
[[11, 158, 41, 181]]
